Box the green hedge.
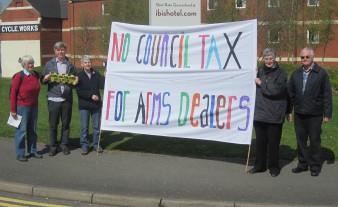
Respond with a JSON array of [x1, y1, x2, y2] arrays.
[[276, 63, 338, 91]]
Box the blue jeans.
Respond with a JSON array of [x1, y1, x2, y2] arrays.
[[15, 105, 38, 157], [79, 109, 101, 150]]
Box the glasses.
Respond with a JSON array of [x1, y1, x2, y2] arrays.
[[301, 55, 311, 60]]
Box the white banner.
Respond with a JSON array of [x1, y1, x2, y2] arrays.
[[101, 20, 257, 144]]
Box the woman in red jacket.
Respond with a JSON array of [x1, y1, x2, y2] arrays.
[[10, 55, 41, 162]]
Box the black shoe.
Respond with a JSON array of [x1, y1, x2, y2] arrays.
[[292, 167, 308, 173], [62, 147, 70, 155], [94, 147, 103, 153], [248, 168, 264, 174], [311, 171, 320, 177], [270, 171, 280, 177], [29, 152, 43, 158], [81, 149, 89, 155], [17, 156, 28, 162], [49, 148, 57, 156]]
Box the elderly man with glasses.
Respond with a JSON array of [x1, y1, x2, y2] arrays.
[[288, 47, 332, 177]]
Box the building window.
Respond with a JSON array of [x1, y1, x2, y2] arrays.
[[308, 0, 320, 6], [268, 0, 280, 7], [236, 0, 246, 9], [268, 29, 279, 43], [207, 0, 217, 10], [102, 2, 109, 15], [307, 29, 319, 44]]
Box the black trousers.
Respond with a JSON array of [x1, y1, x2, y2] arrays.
[[253, 121, 283, 172], [294, 113, 323, 172], [48, 100, 72, 149]]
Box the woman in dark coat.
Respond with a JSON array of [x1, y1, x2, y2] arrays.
[[249, 48, 290, 177]]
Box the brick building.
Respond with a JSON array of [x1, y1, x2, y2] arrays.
[[0, 0, 105, 77], [202, 0, 338, 66], [1, 0, 337, 77]]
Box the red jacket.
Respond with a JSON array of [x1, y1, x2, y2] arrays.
[[10, 71, 40, 113]]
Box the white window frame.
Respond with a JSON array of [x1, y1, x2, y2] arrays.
[[236, 0, 246, 9], [268, 30, 279, 44], [268, 0, 280, 7], [207, 0, 217, 10], [102, 2, 109, 16], [308, 0, 320, 7], [307, 29, 319, 44]]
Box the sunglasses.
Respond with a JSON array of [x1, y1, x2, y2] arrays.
[[301, 55, 311, 60]]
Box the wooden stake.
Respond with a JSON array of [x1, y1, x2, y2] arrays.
[[97, 129, 102, 156], [245, 144, 251, 173]]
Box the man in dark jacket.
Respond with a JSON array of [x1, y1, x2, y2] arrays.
[[76, 55, 105, 155], [40, 42, 78, 156], [288, 47, 332, 177]]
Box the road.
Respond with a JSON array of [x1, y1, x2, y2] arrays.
[[0, 191, 111, 207]]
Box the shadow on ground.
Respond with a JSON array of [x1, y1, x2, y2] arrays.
[[37, 132, 335, 167]]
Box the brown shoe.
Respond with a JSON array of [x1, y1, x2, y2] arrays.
[[292, 167, 308, 173], [62, 147, 70, 155], [29, 152, 43, 158], [17, 156, 28, 162], [49, 147, 57, 156], [94, 147, 103, 153]]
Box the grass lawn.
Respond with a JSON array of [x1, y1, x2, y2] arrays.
[[1, 72, 337, 161]]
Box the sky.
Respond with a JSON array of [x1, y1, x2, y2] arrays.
[[0, 0, 12, 15]]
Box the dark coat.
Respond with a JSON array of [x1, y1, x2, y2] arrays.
[[288, 62, 332, 118], [254, 62, 289, 124], [76, 68, 105, 110]]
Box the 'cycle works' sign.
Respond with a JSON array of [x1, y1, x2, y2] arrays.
[[0, 24, 40, 33]]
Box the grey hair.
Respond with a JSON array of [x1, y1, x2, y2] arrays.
[[19, 55, 34, 67], [262, 48, 276, 59], [301, 47, 314, 57], [54, 41, 67, 50], [81, 55, 91, 63]]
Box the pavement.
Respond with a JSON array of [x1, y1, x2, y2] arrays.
[[0, 137, 337, 207]]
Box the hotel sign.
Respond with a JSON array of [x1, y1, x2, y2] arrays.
[[149, 0, 201, 26], [0, 24, 40, 33]]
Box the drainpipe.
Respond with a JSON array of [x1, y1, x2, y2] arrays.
[[71, 0, 76, 66]]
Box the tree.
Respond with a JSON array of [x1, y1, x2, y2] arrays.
[[75, 8, 100, 55], [316, 0, 337, 65], [206, 0, 240, 23], [99, 0, 149, 54]]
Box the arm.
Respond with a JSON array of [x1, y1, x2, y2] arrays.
[[68, 63, 78, 86], [98, 71, 105, 90], [76, 74, 93, 101], [259, 70, 288, 97], [9, 74, 21, 116], [40, 62, 52, 85], [323, 71, 332, 122]]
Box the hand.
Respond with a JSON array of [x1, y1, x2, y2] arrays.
[[255, 78, 262, 85], [92, 95, 99, 101], [73, 76, 79, 85], [44, 73, 51, 82], [323, 117, 330, 123], [286, 113, 292, 122], [10, 112, 17, 119], [104, 70, 107, 77]]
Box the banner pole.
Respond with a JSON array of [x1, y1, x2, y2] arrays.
[[97, 129, 102, 156], [97, 69, 108, 156], [245, 144, 251, 173]]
